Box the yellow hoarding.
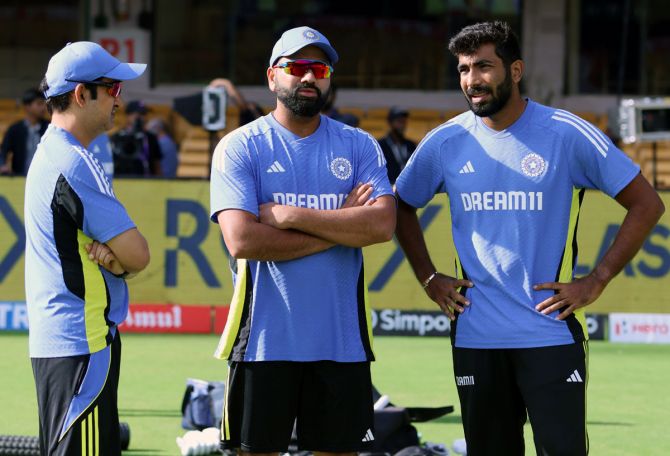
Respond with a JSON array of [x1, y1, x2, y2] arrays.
[[1, 178, 668, 313]]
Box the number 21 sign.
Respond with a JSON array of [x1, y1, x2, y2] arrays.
[[91, 28, 150, 86]]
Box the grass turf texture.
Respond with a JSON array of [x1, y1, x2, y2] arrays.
[[1, 333, 668, 455]]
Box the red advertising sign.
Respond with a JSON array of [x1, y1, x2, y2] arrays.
[[213, 306, 230, 334], [91, 28, 150, 91], [120, 304, 211, 334]]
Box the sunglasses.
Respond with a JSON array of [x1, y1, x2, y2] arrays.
[[272, 59, 333, 79], [67, 79, 123, 98]]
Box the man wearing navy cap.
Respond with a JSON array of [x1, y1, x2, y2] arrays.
[[210, 27, 396, 455], [377, 106, 417, 184], [25, 41, 151, 455]]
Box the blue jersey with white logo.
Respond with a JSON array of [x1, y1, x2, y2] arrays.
[[25, 125, 135, 357], [396, 100, 640, 349], [210, 113, 393, 361]]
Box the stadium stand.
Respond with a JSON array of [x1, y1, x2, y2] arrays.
[[359, 116, 388, 139], [0, 99, 21, 140], [338, 106, 366, 119], [623, 140, 670, 189], [176, 127, 212, 178], [408, 108, 444, 121], [0, 99, 19, 111], [1, 98, 667, 187]]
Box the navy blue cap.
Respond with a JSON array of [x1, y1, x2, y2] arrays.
[[388, 106, 409, 121], [125, 100, 148, 114]]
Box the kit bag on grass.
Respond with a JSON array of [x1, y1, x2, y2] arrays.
[[370, 385, 454, 454], [180, 378, 225, 430]]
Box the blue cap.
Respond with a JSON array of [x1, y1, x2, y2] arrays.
[[44, 41, 147, 98], [269, 26, 338, 67]]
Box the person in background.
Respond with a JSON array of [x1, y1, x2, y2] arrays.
[[0, 88, 49, 175], [147, 118, 179, 178], [377, 106, 416, 184], [110, 100, 162, 176], [25, 41, 150, 455], [208, 77, 265, 126], [394, 21, 665, 456], [89, 132, 114, 182], [210, 25, 395, 455], [321, 81, 359, 127]]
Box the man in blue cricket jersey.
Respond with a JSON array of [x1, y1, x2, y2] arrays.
[[25, 41, 150, 455], [395, 21, 664, 455], [210, 26, 396, 455]]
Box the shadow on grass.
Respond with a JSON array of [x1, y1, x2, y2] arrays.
[[587, 421, 634, 427], [422, 415, 635, 427], [119, 408, 181, 418], [123, 450, 165, 455], [429, 414, 462, 424], [423, 416, 634, 427]]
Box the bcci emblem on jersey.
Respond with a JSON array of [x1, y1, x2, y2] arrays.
[[330, 157, 352, 180], [520, 153, 546, 177]]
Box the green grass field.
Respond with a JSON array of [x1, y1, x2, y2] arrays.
[[1, 333, 668, 455]]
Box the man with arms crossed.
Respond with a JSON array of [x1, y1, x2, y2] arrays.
[[25, 42, 150, 455], [394, 21, 664, 455], [210, 26, 396, 455]]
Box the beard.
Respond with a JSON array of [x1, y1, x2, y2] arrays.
[[465, 68, 513, 118], [276, 83, 329, 117]]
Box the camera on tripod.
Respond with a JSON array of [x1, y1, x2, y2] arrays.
[[114, 118, 146, 158]]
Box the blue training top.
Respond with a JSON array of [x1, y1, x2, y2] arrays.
[[24, 124, 136, 357], [396, 100, 640, 349], [210, 113, 393, 362], [89, 133, 114, 182]]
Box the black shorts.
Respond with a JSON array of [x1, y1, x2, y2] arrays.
[[31, 331, 122, 456], [221, 361, 375, 453], [453, 342, 589, 456]]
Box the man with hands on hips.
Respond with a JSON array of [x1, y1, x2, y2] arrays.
[[394, 21, 664, 456]]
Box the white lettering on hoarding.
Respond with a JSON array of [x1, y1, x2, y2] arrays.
[[0, 303, 10, 328], [13, 304, 28, 329], [125, 305, 183, 329], [0, 302, 29, 330], [372, 309, 450, 336]]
